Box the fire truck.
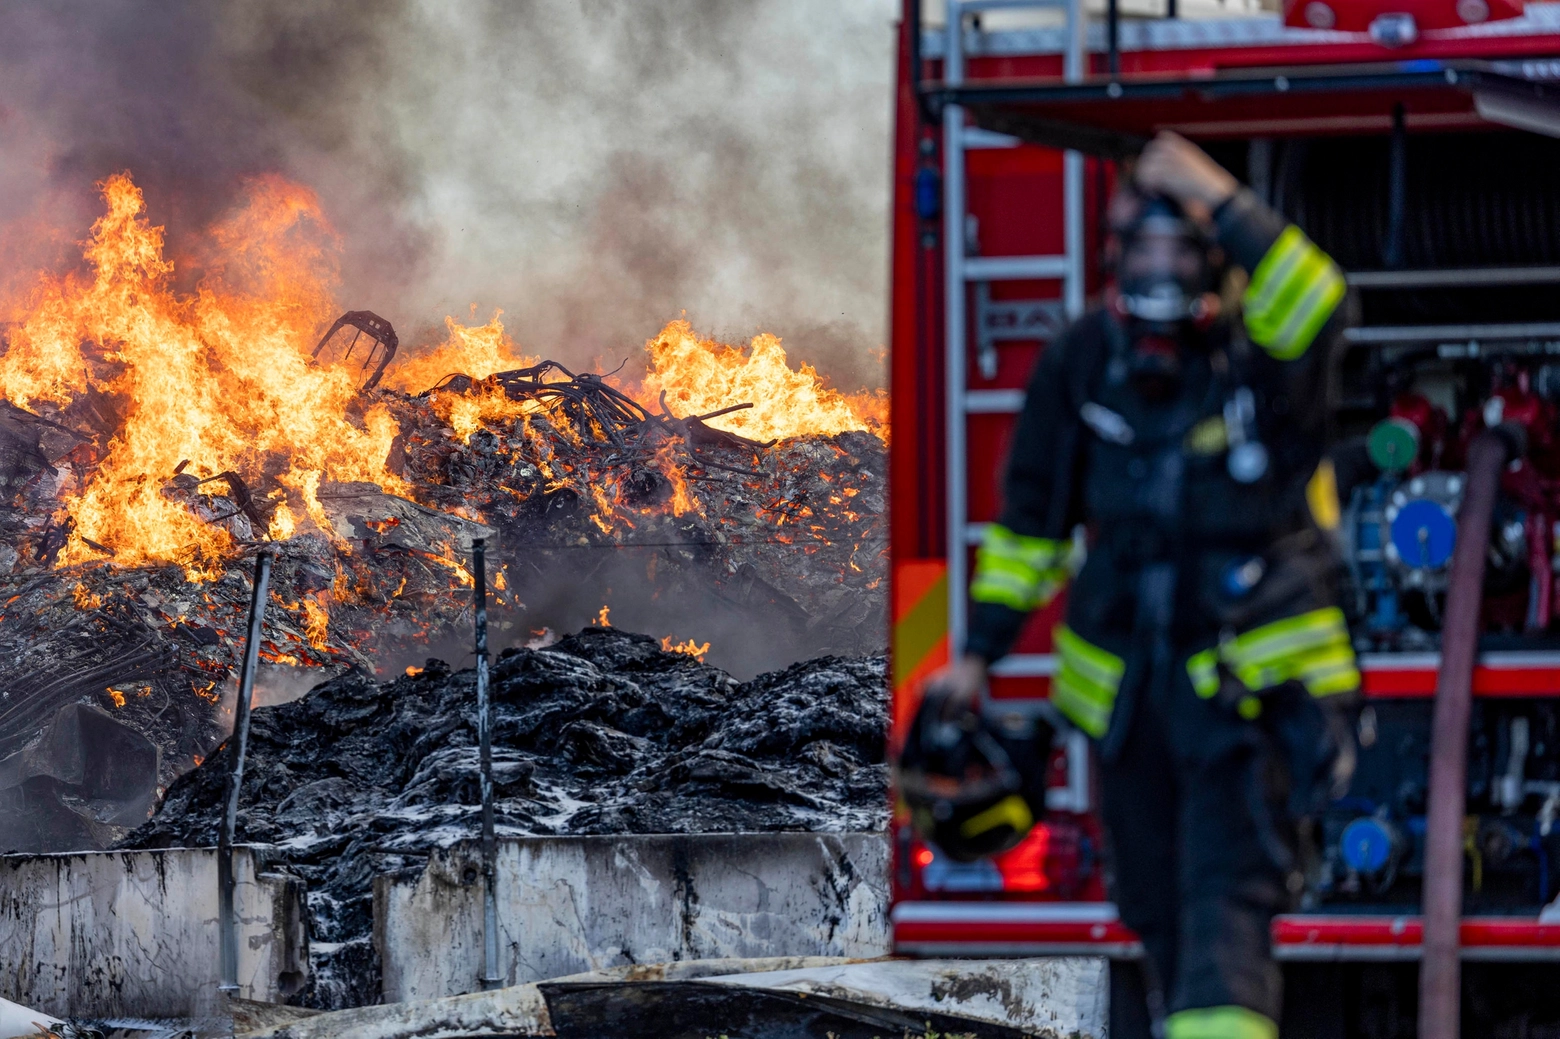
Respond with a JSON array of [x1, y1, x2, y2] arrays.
[[888, 0, 1560, 1030]]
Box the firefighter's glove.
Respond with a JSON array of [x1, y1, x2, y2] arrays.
[[1267, 685, 1359, 821]]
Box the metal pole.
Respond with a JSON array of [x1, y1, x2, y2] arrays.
[[944, 2, 969, 655], [473, 538, 503, 990], [1062, 0, 1085, 322], [218, 548, 274, 995], [1384, 102, 1408, 269], [1107, 0, 1121, 76]]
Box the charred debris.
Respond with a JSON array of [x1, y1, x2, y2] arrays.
[[0, 313, 887, 855], [122, 628, 889, 1008]]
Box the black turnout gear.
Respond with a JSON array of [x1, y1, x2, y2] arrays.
[[965, 188, 1358, 1039]]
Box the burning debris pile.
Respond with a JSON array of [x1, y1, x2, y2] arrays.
[[0, 174, 887, 854], [122, 628, 889, 1007]]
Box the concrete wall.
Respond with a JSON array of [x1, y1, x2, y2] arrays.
[[0, 848, 306, 1020], [376, 832, 890, 1002]]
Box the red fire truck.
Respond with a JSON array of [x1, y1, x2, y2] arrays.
[[888, 0, 1560, 1028]]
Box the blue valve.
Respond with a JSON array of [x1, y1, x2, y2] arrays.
[[1340, 816, 1397, 876]]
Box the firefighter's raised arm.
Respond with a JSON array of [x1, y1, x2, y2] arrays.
[[1139, 131, 1347, 366]]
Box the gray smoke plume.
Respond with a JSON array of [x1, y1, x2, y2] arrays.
[[0, 0, 897, 388]]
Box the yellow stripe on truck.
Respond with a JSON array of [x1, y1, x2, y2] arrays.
[[892, 561, 948, 694]]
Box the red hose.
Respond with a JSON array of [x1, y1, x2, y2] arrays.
[[1420, 429, 1511, 1039]]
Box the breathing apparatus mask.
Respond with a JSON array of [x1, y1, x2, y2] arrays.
[[1110, 195, 1221, 398]]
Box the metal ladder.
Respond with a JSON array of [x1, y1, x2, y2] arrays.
[[942, 0, 1087, 671], [941, 0, 1091, 813]]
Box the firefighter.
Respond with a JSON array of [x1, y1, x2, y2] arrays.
[[923, 131, 1359, 1039]]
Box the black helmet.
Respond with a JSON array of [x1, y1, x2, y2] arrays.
[[895, 686, 1054, 862]]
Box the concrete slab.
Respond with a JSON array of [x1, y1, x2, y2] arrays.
[[375, 833, 889, 1001], [701, 957, 1109, 1037], [0, 848, 307, 1020]]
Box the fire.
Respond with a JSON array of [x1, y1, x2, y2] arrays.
[[635, 320, 885, 442], [595, 605, 611, 627], [72, 582, 103, 610], [654, 439, 701, 518], [301, 596, 330, 650], [0, 173, 403, 574], [661, 635, 711, 662], [0, 171, 889, 615], [382, 311, 537, 394]]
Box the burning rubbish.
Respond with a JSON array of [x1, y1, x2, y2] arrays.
[[122, 628, 888, 1008], [0, 173, 887, 856]]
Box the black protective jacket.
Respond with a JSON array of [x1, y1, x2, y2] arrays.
[[966, 189, 1355, 749]]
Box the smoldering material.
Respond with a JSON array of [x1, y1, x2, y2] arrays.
[[121, 628, 889, 1009]]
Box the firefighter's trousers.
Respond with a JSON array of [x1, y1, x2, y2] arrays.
[[1100, 660, 1292, 1039]]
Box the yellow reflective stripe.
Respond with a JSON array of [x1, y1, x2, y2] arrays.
[[1252, 249, 1329, 336], [1165, 1005, 1278, 1039], [1229, 629, 1351, 676], [970, 569, 1041, 611], [1052, 679, 1112, 737], [980, 523, 1067, 570], [1245, 226, 1310, 313], [1295, 645, 1361, 696], [1242, 225, 1345, 360], [971, 525, 1069, 611], [960, 793, 1034, 839], [1261, 261, 1346, 360], [1054, 625, 1125, 687], [1246, 235, 1328, 333], [1226, 607, 1349, 666], [1219, 607, 1359, 698], [1052, 626, 1124, 738], [1187, 648, 1220, 699], [1304, 665, 1362, 697], [1231, 661, 1286, 692], [1056, 664, 1115, 708]]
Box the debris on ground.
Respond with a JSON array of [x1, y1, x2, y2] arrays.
[[0, 352, 884, 854], [121, 628, 888, 1009]]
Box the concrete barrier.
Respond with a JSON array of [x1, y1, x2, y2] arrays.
[[0, 834, 888, 1015], [0, 848, 307, 1020], [375, 833, 890, 1001]]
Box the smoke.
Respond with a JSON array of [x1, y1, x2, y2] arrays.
[[0, 0, 897, 389]]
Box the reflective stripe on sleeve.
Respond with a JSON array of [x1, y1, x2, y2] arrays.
[[1052, 625, 1125, 738], [1165, 1005, 1278, 1039], [1220, 606, 1359, 699], [1187, 647, 1220, 699], [970, 524, 1070, 612], [1243, 225, 1346, 361]]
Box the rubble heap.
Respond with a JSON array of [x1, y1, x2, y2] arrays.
[[122, 628, 888, 1008], [0, 351, 885, 853]]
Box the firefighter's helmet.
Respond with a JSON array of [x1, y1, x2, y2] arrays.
[[895, 685, 1054, 862]]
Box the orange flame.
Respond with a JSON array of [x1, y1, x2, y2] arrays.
[[1, 174, 888, 589], [635, 320, 884, 442], [654, 439, 701, 518], [0, 173, 404, 573], [595, 605, 611, 627], [382, 311, 538, 394], [660, 635, 711, 662], [301, 596, 330, 650]]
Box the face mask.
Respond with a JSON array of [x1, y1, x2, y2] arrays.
[[1111, 197, 1218, 399]]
